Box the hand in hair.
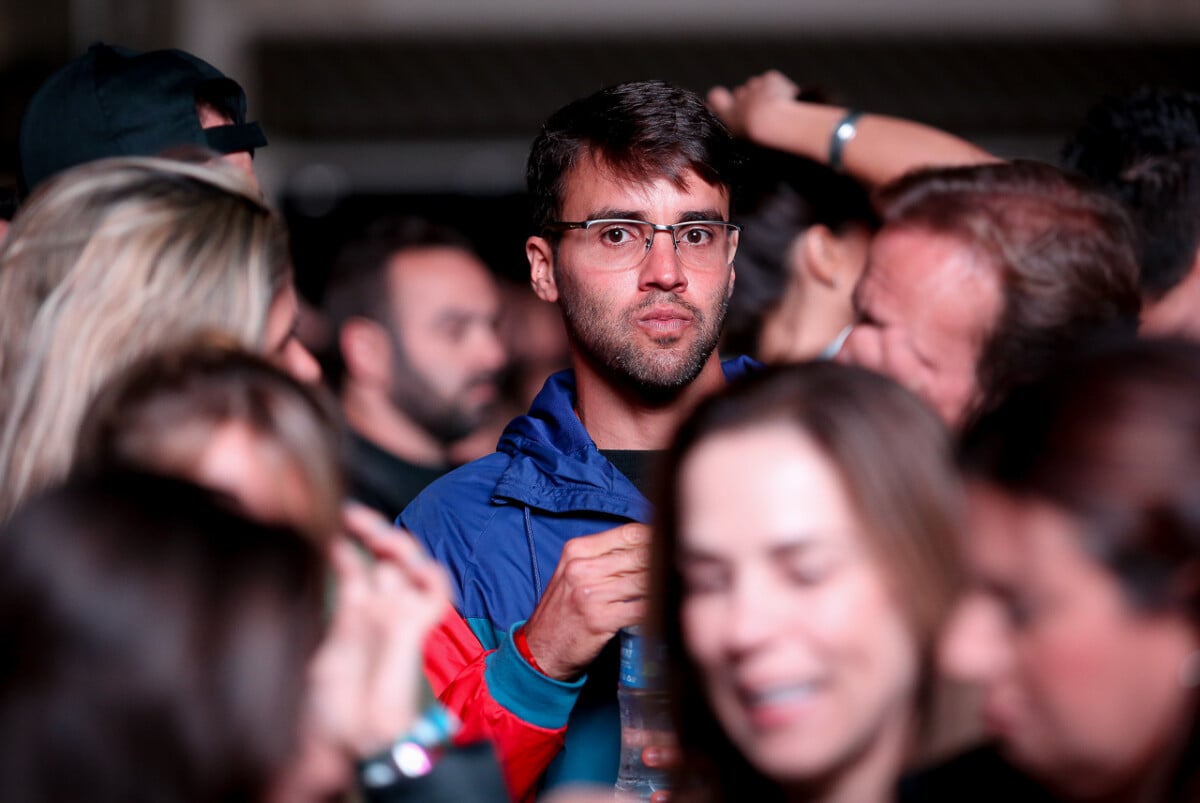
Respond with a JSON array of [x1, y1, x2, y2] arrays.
[[708, 69, 996, 186], [304, 504, 454, 758], [707, 69, 804, 143], [522, 523, 652, 681]]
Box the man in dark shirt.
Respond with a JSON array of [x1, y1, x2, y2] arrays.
[[321, 216, 507, 521]]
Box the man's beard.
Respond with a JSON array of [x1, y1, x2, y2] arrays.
[[555, 266, 730, 403], [387, 345, 496, 447]]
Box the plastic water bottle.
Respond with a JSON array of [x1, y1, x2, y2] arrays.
[[614, 626, 671, 800]]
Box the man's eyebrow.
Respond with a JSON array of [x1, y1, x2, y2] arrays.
[[677, 209, 728, 223], [584, 208, 644, 221], [433, 309, 486, 325], [581, 209, 730, 224]]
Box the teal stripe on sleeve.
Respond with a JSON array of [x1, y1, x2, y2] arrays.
[[483, 620, 585, 729]]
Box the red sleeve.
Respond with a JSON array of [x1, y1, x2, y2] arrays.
[[423, 609, 565, 803]]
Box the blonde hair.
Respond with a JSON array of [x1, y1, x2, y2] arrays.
[[0, 156, 291, 519]]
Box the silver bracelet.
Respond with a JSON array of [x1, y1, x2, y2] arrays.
[[828, 109, 863, 172]]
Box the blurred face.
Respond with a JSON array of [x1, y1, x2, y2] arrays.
[[265, 284, 321, 385], [941, 485, 1199, 800], [839, 227, 1001, 428], [527, 156, 734, 395], [759, 224, 872, 364], [193, 421, 320, 536], [677, 424, 918, 787], [385, 247, 506, 443]]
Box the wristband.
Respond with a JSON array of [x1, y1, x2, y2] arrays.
[[357, 704, 459, 788], [513, 623, 547, 675], [828, 109, 863, 172]]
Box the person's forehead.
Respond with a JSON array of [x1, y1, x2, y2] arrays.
[[680, 424, 860, 554], [864, 227, 1002, 331], [386, 247, 499, 315], [559, 153, 729, 217]]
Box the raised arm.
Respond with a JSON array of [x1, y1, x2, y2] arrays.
[[708, 70, 999, 188]]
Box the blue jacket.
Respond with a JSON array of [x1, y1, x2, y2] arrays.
[[401, 357, 758, 791]]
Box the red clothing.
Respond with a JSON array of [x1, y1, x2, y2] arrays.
[[423, 609, 564, 802]]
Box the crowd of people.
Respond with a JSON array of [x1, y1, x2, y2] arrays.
[[0, 40, 1198, 803]]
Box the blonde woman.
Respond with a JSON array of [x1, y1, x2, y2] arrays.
[[0, 155, 318, 519]]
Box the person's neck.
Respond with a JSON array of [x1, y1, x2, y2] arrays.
[[784, 707, 912, 803], [342, 384, 449, 467], [571, 353, 727, 450], [759, 276, 853, 364]]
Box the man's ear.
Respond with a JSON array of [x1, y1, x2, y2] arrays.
[[340, 317, 393, 388], [727, 265, 736, 299], [527, 236, 559, 303]]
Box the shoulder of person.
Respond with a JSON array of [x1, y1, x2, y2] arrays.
[[897, 743, 1062, 803]]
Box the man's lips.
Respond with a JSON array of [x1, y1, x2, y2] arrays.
[[636, 306, 694, 333]]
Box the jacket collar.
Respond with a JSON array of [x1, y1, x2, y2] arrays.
[[491, 356, 759, 516]]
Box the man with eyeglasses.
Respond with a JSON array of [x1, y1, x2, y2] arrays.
[[400, 80, 756, 796]]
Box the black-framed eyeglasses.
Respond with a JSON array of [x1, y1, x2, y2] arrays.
[[543, 218, 741, 272]]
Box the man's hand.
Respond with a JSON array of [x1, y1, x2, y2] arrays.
[[522, 523, 651, 681]]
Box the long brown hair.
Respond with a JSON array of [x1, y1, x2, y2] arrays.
[[652, 362, 965, 801]]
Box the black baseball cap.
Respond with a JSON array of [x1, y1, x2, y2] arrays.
[[18, 42, 268, 193]]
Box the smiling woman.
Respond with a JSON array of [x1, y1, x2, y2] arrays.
[[651, 362, 967, 803]]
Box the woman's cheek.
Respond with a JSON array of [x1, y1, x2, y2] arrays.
[[681, 595, 725, 665]]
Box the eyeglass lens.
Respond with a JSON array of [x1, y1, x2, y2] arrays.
[[580, 220, 738, 270]]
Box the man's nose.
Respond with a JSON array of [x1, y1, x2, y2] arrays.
[[637, 231, 687, 293]]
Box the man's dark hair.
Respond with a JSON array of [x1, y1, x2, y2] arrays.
[[319, 215, 477, 390], [526, 80, 739, 233], [878, 160, 1142, 424], [1062, 87, 1200, 300]]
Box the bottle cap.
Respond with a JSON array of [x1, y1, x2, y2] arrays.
[[619, 626, 668, 689]]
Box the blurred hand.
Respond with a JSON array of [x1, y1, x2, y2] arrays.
[[304, 504, 453, 759], [707, 70, 802, 139], [643, 743, 680, 803], [523, 523, 651, 681]]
